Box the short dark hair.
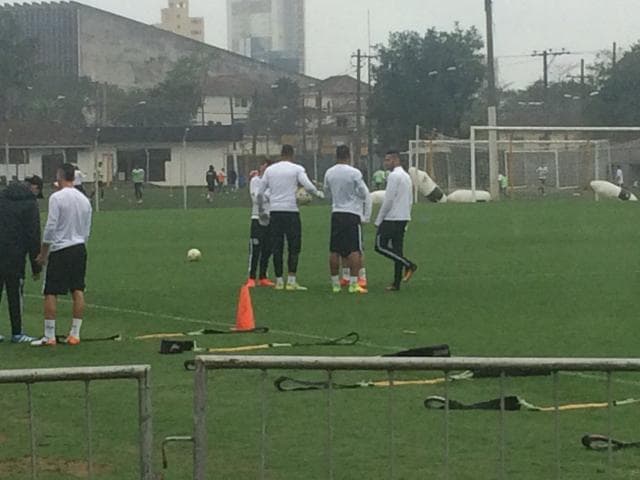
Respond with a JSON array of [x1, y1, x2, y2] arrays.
[[59, 163, 75, 182], [25, 175, 44, 198], [386, 149, 400, 158], [336, 145, 350, 161], [281, 144, 294, 158]]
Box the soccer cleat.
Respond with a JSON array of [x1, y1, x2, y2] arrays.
[[348, 284, 368, 294], [358, 277, 368, 289], [66, 335, 80, 346], [258, 278, 276, 287], [340, 278, 350, 287], [11, 334, 37, 344], [385, 285, 400, 292], [274, 282, 285, 291], [332, 285, 341, 294], [0, 335, 4, 342], [285, 282, 308, 291], [30, 337, 57, 347], [245, 278, 257, 288], [403, 264, 418, 283]]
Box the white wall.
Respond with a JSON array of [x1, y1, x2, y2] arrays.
[[200, 95, 251, 126], [162, 143, 229, 187]]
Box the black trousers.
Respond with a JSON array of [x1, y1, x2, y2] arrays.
[[248, 220, 272, 279], [375, 221, 413, 288], [270, 211, 302, 278], [134, 183, 143, 200], [0, 272, 24, 336]]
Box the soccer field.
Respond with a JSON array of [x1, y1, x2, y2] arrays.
[[1, 198, 639, 479]]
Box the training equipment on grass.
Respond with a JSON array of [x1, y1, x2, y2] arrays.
[[370, 168, 446, 205], [160, 339, 196, 354], [55, 333, 122, 343], [581, 434, 640, 451], [135, 326, 269, 340], [590, 180, 638, 201], [447, 189, 492, 203], [187, 248, 202, 262], [383, 344, 451, 357], [203, 331, 359, 353], [424, 395, 640, 412], [275, 370, 473, 392]]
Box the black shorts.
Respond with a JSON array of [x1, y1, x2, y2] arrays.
[[330, 212, 362, 257], [250, 219, 270, 240], [44, 244, 87, 295], [207, 182, 215, 192]]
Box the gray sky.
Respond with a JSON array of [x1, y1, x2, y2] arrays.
[[81, 0, 640, 88]]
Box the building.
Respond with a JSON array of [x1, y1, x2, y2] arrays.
[[0, 123, 242, 187], [0, 1, 315, 90], [155, 0, 204, 42], [227, 0, 305, 74]]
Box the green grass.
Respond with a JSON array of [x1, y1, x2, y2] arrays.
[[1, 197, 640, 479]]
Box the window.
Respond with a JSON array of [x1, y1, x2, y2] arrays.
[[0, 149, 29, 165], [234, 97, 248, 108], [337, 117, 348, 128]]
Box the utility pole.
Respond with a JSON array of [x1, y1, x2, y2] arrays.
[[612, 42, 617, 69], [532, 48, 571, 88], [485, 0, 499, 200], [367, 51, 374, 185]]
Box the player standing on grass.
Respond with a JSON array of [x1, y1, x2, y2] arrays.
[[0, 177, 43, 343], [374, 150, 418, 292], [132, 165, 145, 204], [324, 145, 371, 294], [257, 145, 324, 291], [536, 163, 548, 196], [32, 164, 92, 347], [246, 160, 275, 288]]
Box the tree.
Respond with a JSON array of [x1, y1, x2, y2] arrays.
[[370, 24, 486, 149], [247, 77, 300, 140], [0, 12, 37, 121]]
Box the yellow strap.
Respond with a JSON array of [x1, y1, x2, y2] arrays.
[[369, 377, 446, 387], [135, 333, 186, 340], [206, 344, 270, 353]]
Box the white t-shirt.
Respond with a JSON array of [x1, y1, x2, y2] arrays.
[[324, 163, 372, 221], [375, 166, 412, 226], [250, 176, 269, 219], [73, 169, 84, 186], [43, 187, 93, 252], [536, 166, 549, 180], [616, 168, 624, 185], [257, 160, 318, 213]]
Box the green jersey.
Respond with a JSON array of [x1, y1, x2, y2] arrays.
[[132, 168, 145, 183], [372, 170, 386, 184], [498, 174, 508, 189]]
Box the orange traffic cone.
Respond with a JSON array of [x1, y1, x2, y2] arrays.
[[234, 284, 256, 332]]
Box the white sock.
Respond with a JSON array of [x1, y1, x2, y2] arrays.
[[276, 277, 284, 286], [342, 268, 350, 280], [331, 275, 340, 287], [44, 319, 56, 340], [359, 268, 367, 280], [70, 318, 83, 338], [350, 276, 358, 285], [287, 275, 296, 285]]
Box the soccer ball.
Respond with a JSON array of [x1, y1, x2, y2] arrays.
[[296, 188, 312, 205], [187, 249, 202, 262]]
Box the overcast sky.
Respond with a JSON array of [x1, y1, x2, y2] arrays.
[[80, 0, 640, 88]]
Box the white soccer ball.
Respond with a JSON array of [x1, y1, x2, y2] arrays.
[[296, 188, 312, 205], [187, 248, 202, 262]]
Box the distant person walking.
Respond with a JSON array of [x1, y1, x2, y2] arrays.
[[536, 164, 549, 196], [132, 166, 145, 204], [246, 161, 275, 288], [73, 166, 87, 196], [32, 163, 93, 347], [0, 177, 43, 343], [374, 150, 417, 292], [228, 169, 238, 191], [206, 165, 217, 202], [615, 165, 624, 187], [217, 168, 227, 193], [257, 145, 324, 291], [498, 173, 509, 199], [372, 168, 386, 190]]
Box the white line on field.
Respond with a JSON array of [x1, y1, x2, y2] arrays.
[[25, 294, 403, 351]]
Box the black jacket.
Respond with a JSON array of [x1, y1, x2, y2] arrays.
[[0, 183, 42, 277]]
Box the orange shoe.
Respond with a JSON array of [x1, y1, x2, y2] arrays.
[[258, 278, 275, 287], [245, 278, 257, 288], [66, 335, 80, 346], [358, 277, 368, 289], [340, 278, 350, 287], [403, 264, 418, 283]]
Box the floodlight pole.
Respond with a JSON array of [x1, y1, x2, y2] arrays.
[[4, 128, 11, 182], [485, 0, 500, 200], [182, 128, 190, 211]]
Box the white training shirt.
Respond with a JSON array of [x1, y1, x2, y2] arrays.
[[257, 160, 318, 213], [250, 176, 270, 219], [324, 163, 372, 221], [616, 168, 624, 185], [375, 166, 413, 226], [73, 169, 84, 186], [43, 187, 93, 252]]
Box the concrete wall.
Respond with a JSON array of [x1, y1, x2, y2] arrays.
[[77, 4, 315, 90], [200, 96, 251, 126], [162, 143, 229, 186]]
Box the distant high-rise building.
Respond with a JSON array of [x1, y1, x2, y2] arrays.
[[156, 0, 205, 42], [227, 0, 305, 74]]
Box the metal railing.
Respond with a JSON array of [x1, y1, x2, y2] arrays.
[[191, 355, 640, 480], [0, 365, 153, 480]]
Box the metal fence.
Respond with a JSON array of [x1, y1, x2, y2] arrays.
[[190, 355, 640, 480], [0, 365, 153, 480]]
